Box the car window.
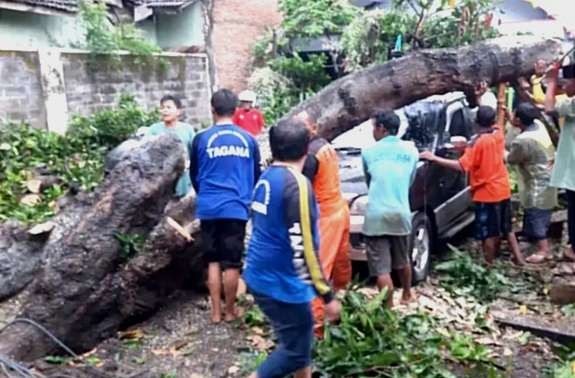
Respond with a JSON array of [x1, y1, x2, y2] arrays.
[[448, 108, 470, 140], [401, 102, 444, 151]]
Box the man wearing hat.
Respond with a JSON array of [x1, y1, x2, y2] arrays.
[[233, 90, 266, 136]]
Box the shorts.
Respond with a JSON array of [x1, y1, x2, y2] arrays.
[[364, 235, 410, 276], [474, 200, 513, 241], [200, 219, 246, 270], [523, 208, 552, 241], [252, 290, 313, 376]]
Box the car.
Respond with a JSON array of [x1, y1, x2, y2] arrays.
[[332, 92, 477, 283]]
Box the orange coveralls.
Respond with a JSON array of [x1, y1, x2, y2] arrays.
[[303, 137, 352, 336]]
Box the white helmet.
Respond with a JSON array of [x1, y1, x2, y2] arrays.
[[238, 90, 256, 103]]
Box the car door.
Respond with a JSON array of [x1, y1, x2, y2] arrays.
[[432, 101, 473, 235]]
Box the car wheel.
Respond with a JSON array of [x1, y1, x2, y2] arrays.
[[410, 212, 432, 283]]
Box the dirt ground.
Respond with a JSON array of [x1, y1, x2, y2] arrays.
[[0, 235, 573, 378]]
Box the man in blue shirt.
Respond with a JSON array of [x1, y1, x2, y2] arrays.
[[362, 111, 419, 308], [244, 118, 340, 378], [190, 89, 261, 323]]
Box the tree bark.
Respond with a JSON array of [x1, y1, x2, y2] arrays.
[[285, 36, 567, 141], [0, 135, 203, 361]]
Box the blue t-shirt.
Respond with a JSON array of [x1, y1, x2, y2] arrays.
[[190, 124, 261, 220], [362, 136, 419, 236], [244, 165, 333, 304], [146, 122, 195, 197]]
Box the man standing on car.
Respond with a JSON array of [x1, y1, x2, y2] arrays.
[[507, 102, 557, 264], [420, 106, 525, 266], [190, 89, 261, 323], [545, 62, 575, 262], [362, 111, 418, 308], [297, 110, 351, 336]]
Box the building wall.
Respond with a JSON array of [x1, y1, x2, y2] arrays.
[[0, 9, 84, 49], [0, 49, 212, 131], [156, 3, 204, 49], [211, 0, 281, 92], [0, 50, 46, 128]]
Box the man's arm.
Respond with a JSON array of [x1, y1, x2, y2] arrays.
[[362, 156, 371, 188], [189, 135, 200, 192], [545, 64, 560, 114], [285, 171, 334, 304], [252, 141, 262, 182], [302, 155, 319, 182], [506, 140, 526, 165], [419, 151, 464, 172]]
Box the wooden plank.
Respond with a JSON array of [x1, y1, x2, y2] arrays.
[[493, 312, 575, 345]]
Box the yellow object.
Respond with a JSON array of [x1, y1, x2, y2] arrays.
[[448, 0, 456, 8]]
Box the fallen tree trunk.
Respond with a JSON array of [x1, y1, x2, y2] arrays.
[[286, 36, 567, 141], [0, 134, 203, 361]]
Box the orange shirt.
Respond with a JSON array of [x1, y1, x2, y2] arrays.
[[458, 125, 511, 203], [307, 138, 346, 215]]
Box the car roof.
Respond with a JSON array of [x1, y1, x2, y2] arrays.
[[331, 92, 466, 150]]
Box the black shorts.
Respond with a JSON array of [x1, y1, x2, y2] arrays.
[[474, 200, 513, 241], [200, 219, 246, 270], [523, 208, 552, 241]]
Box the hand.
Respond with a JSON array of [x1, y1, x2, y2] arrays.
[[325, 299, 341, 322], [419, 150, 436, 161], [545, 62, 560, 80]]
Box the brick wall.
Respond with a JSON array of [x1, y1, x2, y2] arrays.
[[211, 0, 281, 92], [0, 50, 46, 128], [61, 53, 211, 126], [0, 49, 212, 131]]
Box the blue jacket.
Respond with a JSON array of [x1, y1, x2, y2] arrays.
[[190, 124, 261, 220], [244, 165, 333, 304]]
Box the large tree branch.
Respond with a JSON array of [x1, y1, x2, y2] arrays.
[[286, 36, 568, 141]]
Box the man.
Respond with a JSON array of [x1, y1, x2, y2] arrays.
[[297, 110, 351, 336], [530, 59, 548, 106], [545, 62, 575, 262], [244, 118, 341, 378], [232, 90, 265, 136], [362, 111, 418, 308], [145, 95, 195, 198], [190, 89, 261, 323], [507, 102, 557, 263], [475, 81, 498, 109], [421, 106, 525, 265]]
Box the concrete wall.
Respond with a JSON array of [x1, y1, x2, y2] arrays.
[[0, 9, 84, 49], [0, 48, 212, 132], [212, 0, 281, 92], [0, 4, 205, 51], [0, 50, 47, 128]]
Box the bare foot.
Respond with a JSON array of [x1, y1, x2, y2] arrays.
[[400, 292, 417, 305], [225, 308, 240, 322], [525, 252, 550, 264], [513, 255, 527, 266], [211, 312, 222, 324]]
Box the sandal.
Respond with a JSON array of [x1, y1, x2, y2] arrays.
[[526, 252, 551, 264]]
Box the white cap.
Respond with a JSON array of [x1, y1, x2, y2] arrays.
[[238, 90, 256, 103]]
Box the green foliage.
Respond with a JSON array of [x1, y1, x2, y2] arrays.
[[314, 289, 497, 377], [434, 246, 509, 303], [269, 54, 332, 93], [0, 96, 157, 224], [341, 0, 500, 71], [279, 0, 358, 38], [79, 1, 164, 69], [341, 10, 416, 71], [115, 232, 146, 262]]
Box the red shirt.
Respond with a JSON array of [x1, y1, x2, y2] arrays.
[[232, 108, 265, 136], [458, 124, 511, 203]]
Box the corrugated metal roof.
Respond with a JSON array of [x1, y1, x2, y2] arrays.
[[3, 0, 77, 12]]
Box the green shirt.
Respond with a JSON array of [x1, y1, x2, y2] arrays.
[[361, 136, 419, 236], [507, 121, 557, 209], [146, 122, 195, 197], [551, 97, 575, 191]]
